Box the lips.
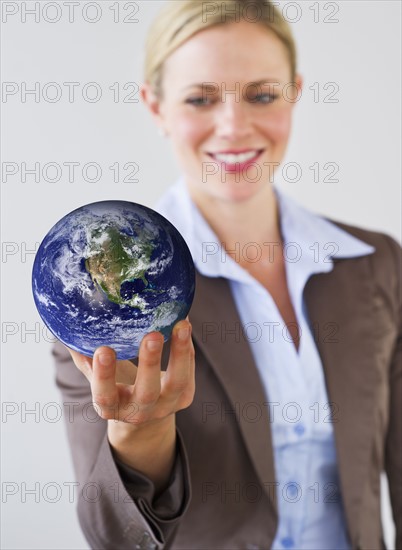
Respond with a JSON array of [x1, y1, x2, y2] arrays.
[[207, 149, 264, 172]]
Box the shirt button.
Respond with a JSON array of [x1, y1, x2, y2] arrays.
[[281, 536, 295, 548], [135, 532, 156, 550], [294, 423, 305, 436], [287, 483, 298, 497]]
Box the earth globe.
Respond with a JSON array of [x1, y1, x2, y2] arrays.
[[32, 200, 196, 359]]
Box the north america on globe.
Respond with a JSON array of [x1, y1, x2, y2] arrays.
[[85, 225, 155, 308], [32, 201, 195, 359]]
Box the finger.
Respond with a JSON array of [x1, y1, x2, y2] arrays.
[[162, 319, 194, 397], [115, 359, 138, 385], [133, 332, 164, 408], [67, 347, 93, 380], [91, 346, 119, 419]]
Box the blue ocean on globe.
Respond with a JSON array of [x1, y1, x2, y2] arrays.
[[32, 200, 195, 359]]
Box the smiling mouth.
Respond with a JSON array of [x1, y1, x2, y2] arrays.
[[206, 149, 265, 169]]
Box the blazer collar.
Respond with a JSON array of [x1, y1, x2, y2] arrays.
[[154, 176, 376, 283]]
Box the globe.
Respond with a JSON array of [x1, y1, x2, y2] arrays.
[[32, 200, 196, 359]]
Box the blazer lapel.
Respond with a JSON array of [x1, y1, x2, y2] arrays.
[[189, 269, 278, 516], [304, 256, 380, 545], [189, 258, 381, 543]]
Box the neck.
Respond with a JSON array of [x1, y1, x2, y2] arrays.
[[186, 183, 283, 266]]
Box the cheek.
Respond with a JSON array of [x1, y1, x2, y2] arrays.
[[261, 108, 292, 141], [171, 112, 208, 148]]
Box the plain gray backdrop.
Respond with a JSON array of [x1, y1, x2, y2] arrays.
[[1, 1, 400, 548]]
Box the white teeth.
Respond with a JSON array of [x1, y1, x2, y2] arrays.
[[212, 150, 260, 164]]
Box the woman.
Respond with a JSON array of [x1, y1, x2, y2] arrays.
[[53, 1, 401, 549]]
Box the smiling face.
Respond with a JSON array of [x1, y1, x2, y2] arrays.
[[141, 20, 302, 206]]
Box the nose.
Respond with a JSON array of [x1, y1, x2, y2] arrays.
[[214, 96, 253, 141]]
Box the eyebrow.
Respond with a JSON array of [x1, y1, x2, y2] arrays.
[[182, 79, 282, 91]]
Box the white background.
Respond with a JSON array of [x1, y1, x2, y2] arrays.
[[1, 1, 400, 548]]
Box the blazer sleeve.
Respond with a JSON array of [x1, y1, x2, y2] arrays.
[[383, 235, 402, 549], [51, 340, 191, 550]]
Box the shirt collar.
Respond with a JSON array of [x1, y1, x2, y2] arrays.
[[154, 175, 375, 284]]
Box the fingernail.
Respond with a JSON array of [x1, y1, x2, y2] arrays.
[[98, 353, 112, 366], [177, 326, 190, 340], [147, 339, 161, 351]]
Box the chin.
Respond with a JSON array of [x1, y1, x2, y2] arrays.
[[213, 179, 265, 203]]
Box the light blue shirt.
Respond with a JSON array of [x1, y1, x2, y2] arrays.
[[154, 176, 376, 550]]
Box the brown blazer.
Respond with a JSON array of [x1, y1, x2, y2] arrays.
[[52, 220, 401, 550]]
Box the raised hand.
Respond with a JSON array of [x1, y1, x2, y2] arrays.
[[66, 317, 195, 490]]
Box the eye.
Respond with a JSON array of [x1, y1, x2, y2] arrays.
[[185, 97, 212, 107], [185, 93, 278, 107], [250, 93, 279, 104]]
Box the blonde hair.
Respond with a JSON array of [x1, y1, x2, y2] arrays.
[[144, 0, 297, 100]]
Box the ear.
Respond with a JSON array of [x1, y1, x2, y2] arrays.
[[295, 73, 303, 94], [288, 73, 303, 106], [140, 82, 166, 130]]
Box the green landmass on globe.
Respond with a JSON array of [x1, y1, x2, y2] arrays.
[[85, 226, 154, 309]]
